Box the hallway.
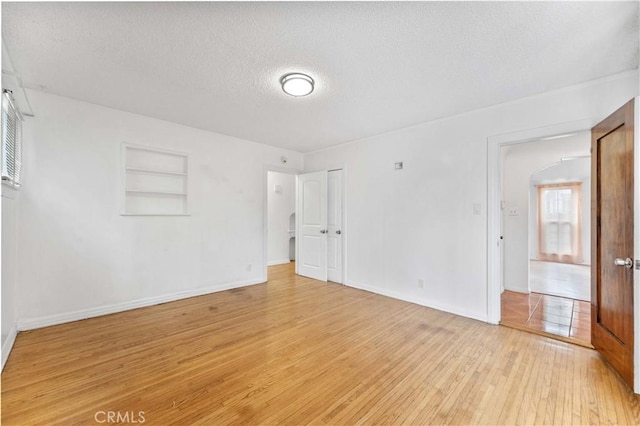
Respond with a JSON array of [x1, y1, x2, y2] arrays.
[[501, 261, 591, 347]]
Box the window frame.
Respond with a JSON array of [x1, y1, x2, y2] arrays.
[[1, 90, 23, 190], [536, 181, 583, 264]]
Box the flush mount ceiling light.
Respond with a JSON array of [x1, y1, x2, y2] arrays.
[[280, 73, 314, 97]]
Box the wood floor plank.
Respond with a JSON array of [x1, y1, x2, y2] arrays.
[[2, 262, 640, 425]]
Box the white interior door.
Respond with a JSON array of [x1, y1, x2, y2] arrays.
[[296, 171, 328, 281], [327, 170, 343, 283]]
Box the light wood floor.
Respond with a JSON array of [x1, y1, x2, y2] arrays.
[[3, 263, 640, 425], [530, 260, 590, 302]]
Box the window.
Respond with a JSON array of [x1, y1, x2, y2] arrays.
[[537, 182, 582, 263], [122, 144, 189, 215], [1, 90, 22, 189]]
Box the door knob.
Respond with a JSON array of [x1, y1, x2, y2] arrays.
[[320, 229, 327, 234], [614, 257, 633, 269], [336, 230, 341, 235]]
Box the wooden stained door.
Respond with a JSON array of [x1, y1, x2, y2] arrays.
[[591, 99, 635, 388]]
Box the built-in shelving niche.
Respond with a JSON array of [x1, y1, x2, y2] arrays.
[[122, 144, 188, 216]]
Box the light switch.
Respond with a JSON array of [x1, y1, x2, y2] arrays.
[[473, 203, 481, 215]]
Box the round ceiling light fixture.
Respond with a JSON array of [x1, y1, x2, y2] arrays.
[[280, 73, 314, 97]]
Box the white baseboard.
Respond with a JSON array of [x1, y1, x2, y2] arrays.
[[268, 259, 291, 266], [503, 284, 529, 294], [345, 280, 488, 323], [1, 324, 18, 371], [17, 278, 265, 331]]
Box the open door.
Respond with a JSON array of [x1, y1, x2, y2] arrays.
[[296, 171, 328, 281], [591, 99, 635, 388]]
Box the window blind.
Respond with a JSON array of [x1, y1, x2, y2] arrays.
[[1, 90, 22, 189]]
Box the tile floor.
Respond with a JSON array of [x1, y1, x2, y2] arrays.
[[501, 290, 591, 345]]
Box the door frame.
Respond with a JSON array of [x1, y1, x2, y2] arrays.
[[301, 163, 348, 284], [327, 169, 345, 284], [634, 97, 640, 393], [487, 103, 640, 392], [488, 119, 592, 323], [262, 166, 302, 282]]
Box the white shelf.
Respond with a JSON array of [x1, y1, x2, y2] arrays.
[[126, 167, 187, 176], [123, 143, 189, 216], [121, 213, 191, 217], [126, 189, 186, 196]]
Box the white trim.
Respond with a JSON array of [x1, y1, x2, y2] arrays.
[[295, 175, 299, 276], [268, 259, 291, 266], [121, 142, 190, 157], [345, 280, 487, 323], [263, 166, 302, 282], [1, 184, 18, 200], [487, 119, 594, 146], [339, 166, 347, 284], [17, 278, 264, 331], [125, 167, 187, 176], [634, 96, 640, 393], [487, 119, 595, 325], [120, 214, 191, 217], [327, 168, 345, 284], [1, 324, 18, 371], [306, 70, 637, 156]]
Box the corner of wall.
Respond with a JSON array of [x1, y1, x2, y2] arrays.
[[1, 323, 18, 371]]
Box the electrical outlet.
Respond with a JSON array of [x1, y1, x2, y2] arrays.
[[246, 264, 252, 272], [418, 279, 424, 289], [508, 207, 519, 216]]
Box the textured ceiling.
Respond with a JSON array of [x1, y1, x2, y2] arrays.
[[2, 2, 638, 153]]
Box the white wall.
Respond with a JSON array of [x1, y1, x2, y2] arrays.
[[267, 171, 295, 265], [14, 90, 303, 329], [304, 71, 638, 321], [2, 186, 19, 368], [502, 133, 591, 293], [529, 157, 591, 265]]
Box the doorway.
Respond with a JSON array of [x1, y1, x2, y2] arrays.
[[499, 132, 592, 346], [266, 170, 298, 280], [489, 99, 640, 392]]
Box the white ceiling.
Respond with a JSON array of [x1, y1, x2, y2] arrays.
[[2, 2, 638, 153]]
